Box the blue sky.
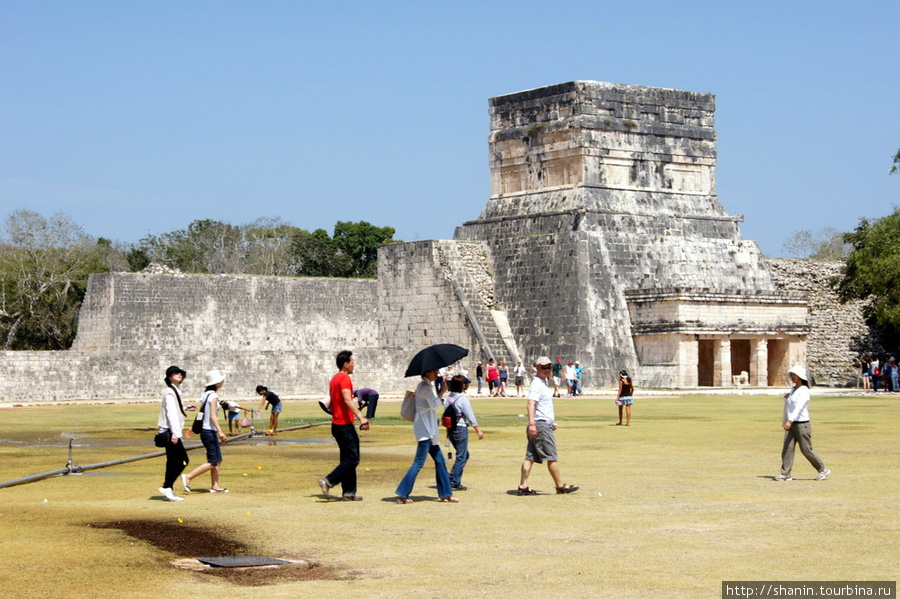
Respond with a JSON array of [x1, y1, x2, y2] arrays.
[[2, 1, 897, 256]]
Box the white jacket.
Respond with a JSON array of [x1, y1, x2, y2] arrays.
[[783, 385, 811, 424], [158, 385, 186, 436]]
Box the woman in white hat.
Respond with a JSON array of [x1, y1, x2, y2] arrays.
[[777, 364, 830, 482], [182, 370, 230, 493]]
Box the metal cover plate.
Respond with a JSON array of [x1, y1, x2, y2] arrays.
[[195, 556, 292, 568]]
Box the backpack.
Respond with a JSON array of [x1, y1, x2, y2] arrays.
[[441, 397, 459, 432], [400, 390, 416, 422]]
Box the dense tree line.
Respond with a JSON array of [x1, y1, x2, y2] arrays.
[[0, 210, 396, 349]]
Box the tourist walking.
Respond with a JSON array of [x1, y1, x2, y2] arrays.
[[255, 385, 282, 435], [565, 361, 577, 397], [860, 357, 871, 392], [616, 370, 634, 426], [513, 360, 528, 397], [871, 358, 881, 392], [395, 369, 458, 504], [890, 358, 899, 393], [551, 357, 563, 398], [777, 364, 830, 482], [319, 350, 369, 501], [573, 361, 584, 395], [158, 365, 189, 502], [475, 361, 484, 395], [486, 360, 500, 397], [183, 369, 230, 493], [517, 357, 579, 496], [444, 375, 484, 491], [498, 360, 509, 396]]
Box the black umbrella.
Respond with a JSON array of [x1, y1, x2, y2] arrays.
[[404, 344, 469, 377]]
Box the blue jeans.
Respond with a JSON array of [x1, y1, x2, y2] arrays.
[[448, 427, 469, 487], [326, 423, 359, 496], [396, 439, 452, 499], [477, 377, 484, 394]]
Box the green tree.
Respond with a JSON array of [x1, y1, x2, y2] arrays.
[[332, 220, 396, 278], [291, 228, 347, 277], [890, 147, 900, 175], [836, 209, 900, 333]]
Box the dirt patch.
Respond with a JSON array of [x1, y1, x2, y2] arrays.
[[91, 519, 342, 585]]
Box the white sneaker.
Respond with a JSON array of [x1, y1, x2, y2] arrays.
[[159, 487, 184, 501], [814, 468, 831, 481], [775, 475, 793, 482], [181, 474, 191, 493]]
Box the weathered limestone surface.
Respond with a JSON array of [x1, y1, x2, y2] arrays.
[[454, 81, 805, 388], [766, 258, 884, 386], [1, 273, 409, 402]]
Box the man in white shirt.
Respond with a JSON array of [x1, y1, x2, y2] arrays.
[[517, 356, 579, 496]]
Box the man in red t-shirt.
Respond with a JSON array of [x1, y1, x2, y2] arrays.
[[319, 350, 369, 501]]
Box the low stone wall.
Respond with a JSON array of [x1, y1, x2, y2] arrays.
[[0, 348, 412, 403], [0, 272, 407, 403]]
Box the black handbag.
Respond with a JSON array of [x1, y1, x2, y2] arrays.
[[192, 392, 210, 434], [154, 429, 172, 447]]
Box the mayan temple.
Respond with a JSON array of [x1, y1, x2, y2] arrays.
[[382, 81, 808, 389]]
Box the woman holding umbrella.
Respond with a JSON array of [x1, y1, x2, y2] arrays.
[[396, 344, 467, 504], [395, 369, 458, 503]]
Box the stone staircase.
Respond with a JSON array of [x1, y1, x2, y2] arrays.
[[435, 240, 520, 363]]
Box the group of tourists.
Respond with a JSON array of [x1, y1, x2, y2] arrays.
[[472, 357, 586, 398], [155, 353, 831, 503], [860, 356, 899, 393], [155, 367, 281, 501]]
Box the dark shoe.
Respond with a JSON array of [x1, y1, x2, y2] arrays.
[[342, 494, 363, 501], [517, 486, 540, 495], [555, 484, 579, 494], [451, 484, 467, 491]]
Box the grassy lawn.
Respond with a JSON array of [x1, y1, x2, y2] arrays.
[[1, 392, 897, 598]]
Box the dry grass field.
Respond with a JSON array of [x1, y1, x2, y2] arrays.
[[1, 391, 897, 598]]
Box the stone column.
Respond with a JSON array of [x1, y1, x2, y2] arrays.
[[713, 338, 732, 387], [677, 335, 699, 387], [749, 339, 769, 387]]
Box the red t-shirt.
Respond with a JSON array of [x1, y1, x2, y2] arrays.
[[330, 371, 355, 425]]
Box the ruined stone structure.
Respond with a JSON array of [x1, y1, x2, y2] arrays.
[[392, 81, 808, 388], [5, 81, 882, 403]]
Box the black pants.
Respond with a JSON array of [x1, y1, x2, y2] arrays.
[[163, 436, 189, 489], [326, 423, 360, 496]]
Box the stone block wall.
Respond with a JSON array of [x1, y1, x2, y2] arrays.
[[377, 240, 483, 357], [0, 348, 411, 402], [74, 273, 379, 352], [456, 81, 790, 388], [0, 273, 412, 402], [766, 258, 884, 386]]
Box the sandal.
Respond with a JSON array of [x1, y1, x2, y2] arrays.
[[516, 486, 540, 496], [555, 484, 579, 494], [395, 497, 413, 504], [439, 496, 460, 503]]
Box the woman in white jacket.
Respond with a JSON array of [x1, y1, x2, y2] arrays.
[[777, 364, 830, 482], [394, 370, 458, 504], [158, 366, 188, 501]]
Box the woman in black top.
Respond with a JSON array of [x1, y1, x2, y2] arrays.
[[616, 370, 634, 426]]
